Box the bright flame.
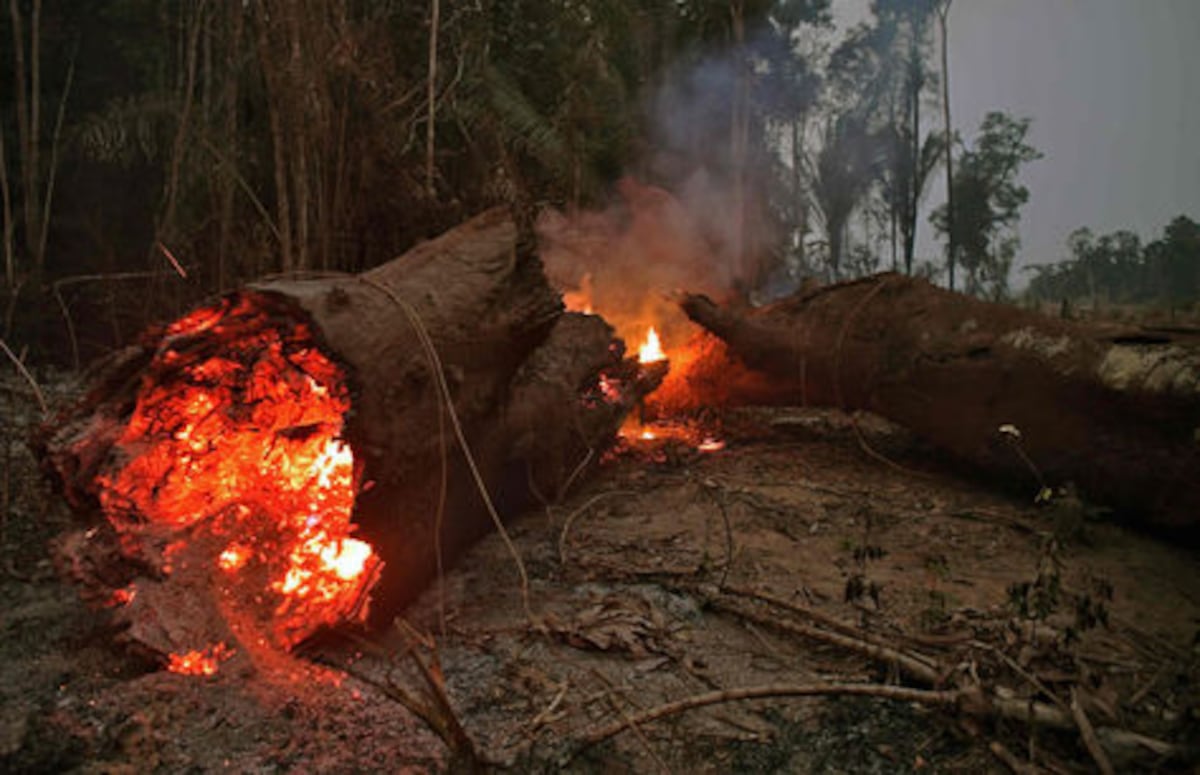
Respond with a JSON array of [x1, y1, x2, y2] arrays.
[[218, 545, 249, 572], [638, 327, 666, 363]]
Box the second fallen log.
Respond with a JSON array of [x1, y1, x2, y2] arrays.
[[682, 273, 1200, 529]]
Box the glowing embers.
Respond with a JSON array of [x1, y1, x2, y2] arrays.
[[94, 295, 381, 661], [168, 643, 233, 676]]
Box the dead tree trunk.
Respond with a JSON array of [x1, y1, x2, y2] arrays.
[[38, 208, 657, 663], [682, 273, 1200, 529]]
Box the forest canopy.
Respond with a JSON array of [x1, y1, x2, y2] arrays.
[[0, 1, 1192, 363]]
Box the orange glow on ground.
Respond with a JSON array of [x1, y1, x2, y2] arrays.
[[95, 295, 381, 651]]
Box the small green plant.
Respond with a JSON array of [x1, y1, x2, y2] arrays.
[[1065, 574, 1113, 645], [1007, 534, 1064, 622], [999, 425, 1108, 543], [843, 509, 884, 608], [852, 544, 886, 563], [919, 554, 952, 631], [843, 573, 882, 608]]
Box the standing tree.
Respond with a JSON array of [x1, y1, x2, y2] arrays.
[[1145, 215, 1200, 315], [758, 2, 826, 282], [808, 108, 879, 279], [936, 0, 955, 288], [931, 111, 1040, 299], [828, 0, 942, 276]]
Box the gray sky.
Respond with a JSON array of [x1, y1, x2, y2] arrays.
[[834, 0, 1200, 280]]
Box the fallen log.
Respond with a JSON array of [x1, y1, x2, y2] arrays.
[[682, 273, 1200, 529], [37, 207, 659, 667]]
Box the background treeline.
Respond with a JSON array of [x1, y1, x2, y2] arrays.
[[0, 0, 1178, 366], [1024, 216, 1200, 316]]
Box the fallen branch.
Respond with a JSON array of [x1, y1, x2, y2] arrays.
[[988, 739, 1042, 774], [558, 490, 636, 566], [1071, 687, 1115, 775], [702, 588, 943, 685], [687, 584, 1185, 767], [0, 337, 46, 417], [572, 682, 962, 754]]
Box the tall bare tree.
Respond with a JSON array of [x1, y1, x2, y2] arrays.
[[425, 0, 440, 196], [937, 0, 955, 289]]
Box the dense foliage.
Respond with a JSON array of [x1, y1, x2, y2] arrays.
[[1025, 216, 1200, 313], [6, 0, 1188, 363]]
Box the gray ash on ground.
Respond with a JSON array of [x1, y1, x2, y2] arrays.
[[3, 372, 1198, 772]]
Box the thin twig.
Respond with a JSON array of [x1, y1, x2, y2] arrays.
[[558, 490, 635, 566], [358, 276, 535, 625], [556, 445, 594, 503], [989, 739, 1042, 774], [1127, 663, 1167, 708], [524, 680, 569, 734], [574, 682, 962, 753], [705, 590, 942, 685], [589, 669, 671, 774], [971, 640, 1069, 714], [51, 283, 79, 370], [0, 338, 46, 417], [156, 241, 189, 279], [720, 582, 884, 645], [201, 137, 282, 245], [36, 40, 75, 269], [1070, 687, 1115, 775], [341, 629, 482, 771], [829, 278, 929, 478], [698, 479, 735, 586], [851, 415, 931, 478]]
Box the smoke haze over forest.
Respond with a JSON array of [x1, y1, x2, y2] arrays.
[[835, 0, 1200, 281]]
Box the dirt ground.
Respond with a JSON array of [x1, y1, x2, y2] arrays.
[[2, 372, 1198, 773]]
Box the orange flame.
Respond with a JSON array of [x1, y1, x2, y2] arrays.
[[562, 273, 594, 314], [638, 327, 666, 363]]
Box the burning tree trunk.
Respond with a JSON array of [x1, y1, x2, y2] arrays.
[[39, 208, 658, 670], [682, 273, 1200, 529]]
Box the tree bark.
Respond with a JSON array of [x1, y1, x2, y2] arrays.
[[682, 273, 1200, 529], [38, 208, 659, 656]]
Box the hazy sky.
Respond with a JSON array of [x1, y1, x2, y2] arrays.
[[834, 0, 1200, 279]]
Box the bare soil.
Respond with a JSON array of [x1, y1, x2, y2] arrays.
[[2, 374, 1198, 773]]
